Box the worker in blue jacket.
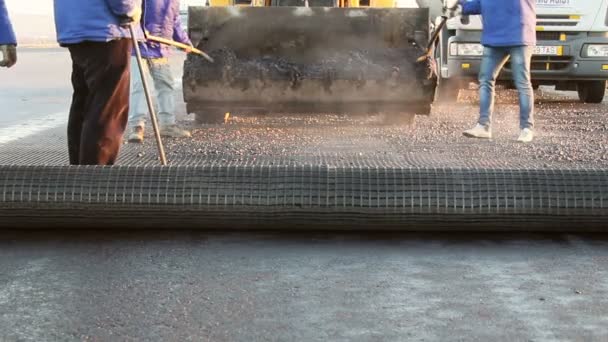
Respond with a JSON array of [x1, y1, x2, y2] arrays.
[[0, 0, 16, 68], [445, 0, 536, 143], [53, 0, 143, 165], [127, 0, 192, 143]]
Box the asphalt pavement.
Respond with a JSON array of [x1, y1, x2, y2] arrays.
[[0, 48, 71, 127], [0, 48, 186, 144], [1, 231, 608, 342]]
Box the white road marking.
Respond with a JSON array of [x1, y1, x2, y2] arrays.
[[0, 112, 67, 145], [0, 78, 183, 146]]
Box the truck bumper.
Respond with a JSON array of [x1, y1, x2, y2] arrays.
[[444, 34, 608, 83]]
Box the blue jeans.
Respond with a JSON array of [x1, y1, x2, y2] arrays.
[[128, 57, 177, 128], [478, 46, 534, 130]]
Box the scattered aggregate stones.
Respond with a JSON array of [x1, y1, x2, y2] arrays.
[[121, 87, 608, 169]]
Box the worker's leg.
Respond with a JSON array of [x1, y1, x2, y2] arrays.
[[149, 58, 191, 138], [71, 40, 131, 165], [509, 45, 534, 130], [148, 58, 176, 127], [128, 56, 152, 130], [478, 46, 510, 128], [66, 52, 88, 165]]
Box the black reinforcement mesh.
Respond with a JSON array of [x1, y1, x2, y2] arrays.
[[1, 120, 607, 230], [1, 165, 606, 230]]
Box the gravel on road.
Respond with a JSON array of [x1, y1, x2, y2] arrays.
[[122, 87, 608, 169]]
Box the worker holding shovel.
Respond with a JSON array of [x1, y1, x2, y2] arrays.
[[445, 0, 536, 143], [0, 0, 16, 68], [127, 0, 193, 143], [53, 0, 143, 165]]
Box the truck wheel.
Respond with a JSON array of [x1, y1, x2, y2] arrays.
[[577, 81, 606, 104], [194, 110, 227, 124], [435, 79, 460, 103]]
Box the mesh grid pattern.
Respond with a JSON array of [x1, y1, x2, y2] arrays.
[[1, 125, 607, 229], [1, 165, 606, 229]]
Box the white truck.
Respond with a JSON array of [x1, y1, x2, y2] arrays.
[[434, 0, 608, 103]]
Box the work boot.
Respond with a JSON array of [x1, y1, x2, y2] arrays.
[[128, 126, 144, 143], [160, 125, 191, 138], [517, 128, 534, 143], [463, 124, 492, 139]]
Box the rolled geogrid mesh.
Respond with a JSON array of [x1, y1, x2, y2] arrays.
[[0, 165, 606, 230]]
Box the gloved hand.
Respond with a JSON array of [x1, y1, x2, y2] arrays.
[[443, 0, 461, 18], [120, 5, 142, 26], [128, 5, 142, 24], [0, 45, 17, 68]]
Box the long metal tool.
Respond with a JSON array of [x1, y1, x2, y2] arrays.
[[128, 23, 168, 166], [417, 15, 448, 63], [146, 34, 214, 63]]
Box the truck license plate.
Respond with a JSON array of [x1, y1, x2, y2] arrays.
[[534, 46, 562, 56]]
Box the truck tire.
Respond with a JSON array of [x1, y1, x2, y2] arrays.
[[435, 79, 460, 103], [194, 110, 227, 124], [577, 81, 606, 104]]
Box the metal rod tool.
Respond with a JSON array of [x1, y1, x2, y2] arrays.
[[417, 16, 448, 63], [146, 34, 214, 63], [129, 23, 168, 166]]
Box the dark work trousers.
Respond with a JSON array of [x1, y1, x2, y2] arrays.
[[67, 39, 131, 165]]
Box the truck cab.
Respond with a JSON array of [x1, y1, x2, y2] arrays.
[[436, 0, 608, 103]]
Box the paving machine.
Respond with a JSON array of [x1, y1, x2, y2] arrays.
[[183, 0, 437, 123]]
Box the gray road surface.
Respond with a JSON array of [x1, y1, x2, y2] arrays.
[[0, 48, 71, 127], [0, 231, 607, 341], [0, 48, 186, 129]]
